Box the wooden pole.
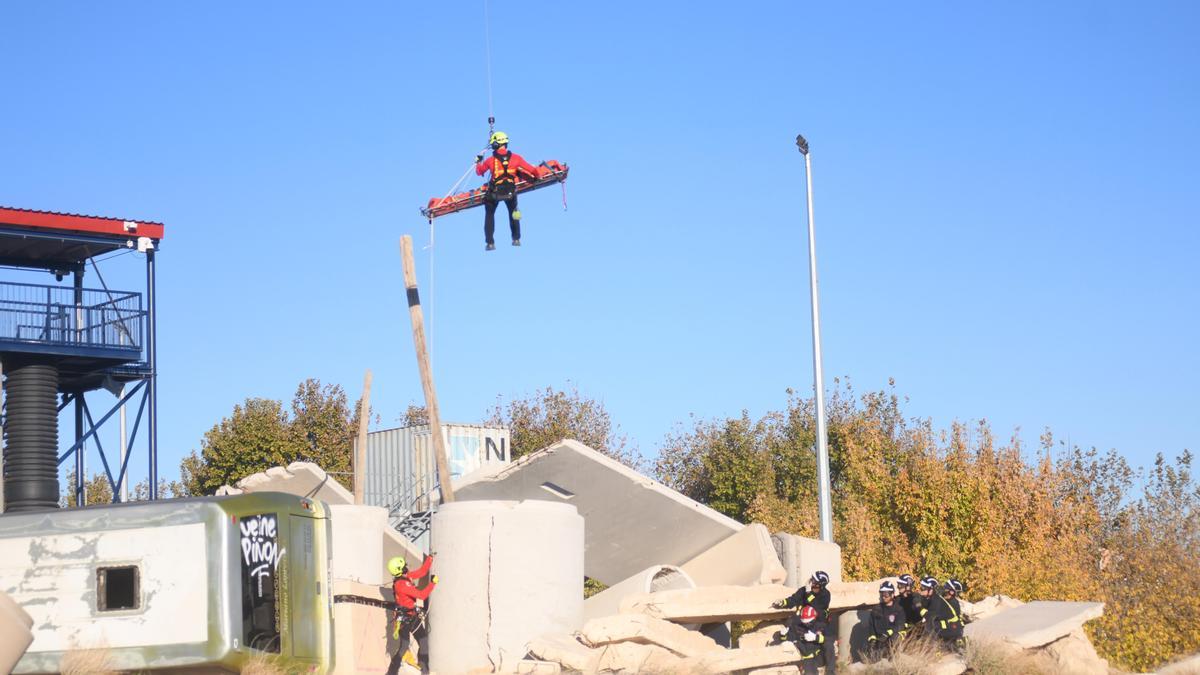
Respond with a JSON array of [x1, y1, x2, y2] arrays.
[[353, 369, 373, 505], [400, 236, 456, 503]]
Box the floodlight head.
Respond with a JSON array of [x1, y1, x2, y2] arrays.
[[795, 134, 810, 155]]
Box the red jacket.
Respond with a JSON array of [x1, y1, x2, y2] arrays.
[[392, 555, 435, 611], [475, 149, 538, 184]]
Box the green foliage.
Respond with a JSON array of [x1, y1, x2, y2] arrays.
[[655, 379, 1200, 671], [487, 384, 640, 467], [179, 379, 361, 496]]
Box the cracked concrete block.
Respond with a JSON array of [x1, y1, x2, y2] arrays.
[[429, 501, 584, 674], [0, 590, 33, 675], [593, 641, 685, 673], [959, 594, 1024, 622], [681, 523, 787, 587], [217, 461, 356, 506], [620, 584, 795, 623], [584, 565, 696, 622], [526, 634, 600, 673], [331, 580, 393, 675], [737, 622, 786, 650], [1040, 628, 1108, 675], [964, 600, 1103, 649], [771, 532, 843, 586], [329, 504, 387, 585], [826, 578, 900, 610], [581, 613, 723, 657], [680, 643, 802, 675], [516, 659, 563, 674], [837, 607, 873, 663], [454, 439, 744, 585]]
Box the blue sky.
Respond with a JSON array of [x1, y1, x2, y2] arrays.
[[2, 1, 1197, 488]]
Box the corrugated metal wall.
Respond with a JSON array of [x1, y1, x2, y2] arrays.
[[360, 423, 511, 515]]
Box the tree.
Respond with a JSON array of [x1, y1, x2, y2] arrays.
[[180, 379, 360, 496], [486, 384, 639, 467]]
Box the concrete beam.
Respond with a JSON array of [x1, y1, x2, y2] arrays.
[[959, 594, 1024, 622], [580, 614, 724, 657], [964, 601, 1104, 649], [454, 440, 744, 585], [217, 461, 355, 505], [771, 532, 843, 585], [584, 565, 696, 622], [620, 584, 795, 623], [681, 524, 786, 587], [680, 643, 802, 675], [526, 634, 599, 672]]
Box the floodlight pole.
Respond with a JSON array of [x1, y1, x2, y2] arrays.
[[797, 134, 834, 543]]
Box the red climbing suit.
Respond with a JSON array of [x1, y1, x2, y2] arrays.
[[475, 148, 539, 186], [392, 556, 435, 611]]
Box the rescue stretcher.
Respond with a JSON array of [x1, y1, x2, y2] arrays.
[[421, 160, 569, 219]]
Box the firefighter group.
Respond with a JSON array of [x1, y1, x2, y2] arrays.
[[771, 571, 966, 673]]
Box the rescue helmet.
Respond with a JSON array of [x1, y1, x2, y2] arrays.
[[799, 605, 818, 624], [810, 571, 831, 586], [490, 131, 509, 147], [879, 580, 897, 595], [944, 578, 964, 595], [897, 574, 915, 589], [387, 556, 407, 577], [919, 576, 938, 591]]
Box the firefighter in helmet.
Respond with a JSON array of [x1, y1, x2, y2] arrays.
[[475, 131, 539, 250]]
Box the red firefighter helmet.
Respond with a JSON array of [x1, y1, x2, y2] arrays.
[[799, 605, 818, 623]]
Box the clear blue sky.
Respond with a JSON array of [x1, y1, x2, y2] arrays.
[[2, 1, 1197, 488]]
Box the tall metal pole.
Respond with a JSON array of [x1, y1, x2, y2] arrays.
[[146, 247, 158, 500], [797, 134, 833, 543], [74, 267, 86, 506]]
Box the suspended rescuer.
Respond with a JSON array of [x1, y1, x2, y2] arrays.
[[864, 581, 907, 660], [923, 578, 966, 652], [773, 571, 836, 673], [475, 131, 538, 250], [386, 554, 438, 675], [772, 605, 828, 675]]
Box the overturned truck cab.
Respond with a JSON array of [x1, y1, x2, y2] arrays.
[[0, 492, 334, 674]]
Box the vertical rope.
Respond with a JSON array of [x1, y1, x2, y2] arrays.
[[483, 0, 494, 120]]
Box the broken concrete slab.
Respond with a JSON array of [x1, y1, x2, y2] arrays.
[[217, 461, 355, 504], [837, 607, 873, 663], [682, 523, 787, 587], [516, 659, 563, 674], [747, 668, 799, 675], [737, 622, 786, 650], [331, 579, 393, 675], [959, 594, 1024, 622], [581, 613, 723, 657], [680, 643, 802, 675], [772, 532, 843, 585], [1040, 628, 1109, 675], [0, 590, 33, 675], [592, 641, 685, 673], [584, 565, 696, 622], [454, 439, 744, 585], [526, 634, 599, 673], [826, 578, 901, 610], [619, 584, 795, 623], [964, 600, 1104, 649]]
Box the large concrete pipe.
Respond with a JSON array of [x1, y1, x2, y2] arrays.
[[0, 590, 34, 673], [583, 565, 696, 621], [2, 361, 60, 512], [429, 500, 583, 673]]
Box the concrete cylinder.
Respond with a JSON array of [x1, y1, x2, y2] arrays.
[[583, 565, 696, 621], [429, 500, 583, 674], [0, 590, 33, 674]]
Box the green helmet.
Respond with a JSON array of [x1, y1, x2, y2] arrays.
[[387, 556, 406, 577]]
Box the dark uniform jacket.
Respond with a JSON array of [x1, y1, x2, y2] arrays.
[[782, 585, 832, 622], [925, 593, 964, 639], [783, 615, 828, 658], [898, 592, 923, 630], [867, 601, 907, 645]]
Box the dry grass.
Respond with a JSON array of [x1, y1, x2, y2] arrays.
[[241, 650, 291, 675], [854, 635, 949, 675], [964, 638, 1057, 675], [59, 646, 118, 675]]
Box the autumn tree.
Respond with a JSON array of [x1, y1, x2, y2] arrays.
[[486, 384, 639, 467], [179, 379, 360, 496]]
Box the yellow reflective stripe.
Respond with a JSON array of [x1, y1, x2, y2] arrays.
[[886, 629, 894, 635], [940, 620, 947, 629], [817, 634, 825, 644]]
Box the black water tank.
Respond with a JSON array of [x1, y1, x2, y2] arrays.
[[3, 360, 60, 511]]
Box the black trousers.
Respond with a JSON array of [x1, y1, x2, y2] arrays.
[[386, 611, 427, 675], [483, 192, 520, 245]]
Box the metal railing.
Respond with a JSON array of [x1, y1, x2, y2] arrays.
[[0, 281, 144, 352]]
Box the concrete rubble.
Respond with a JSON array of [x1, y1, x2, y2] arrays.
[[0, 590, 33, 675], [584, 565, 696, 622], [964, 600, 1105, 649], [618, 584, 796, 623], [580, 614, 724, 657], [772, 532, 843, 585], [737, 622, 787, 650], [680, 523, 787, 587], [959, 593, 1025, 622], [1042, 627, 1110, 675]]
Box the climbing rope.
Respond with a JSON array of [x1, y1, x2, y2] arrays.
[[483, 0, 495, 122]]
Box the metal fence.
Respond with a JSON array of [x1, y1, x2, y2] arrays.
[[0, 281, 144, 351]]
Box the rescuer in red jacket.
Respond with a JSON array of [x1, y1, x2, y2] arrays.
[[475, 131, 538, 250], [386, 554, 437, 675]]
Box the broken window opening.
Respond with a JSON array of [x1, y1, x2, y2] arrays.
[[97, 565, 140, 611]]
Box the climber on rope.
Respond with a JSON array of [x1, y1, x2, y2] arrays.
[[475, 130, 539, 250]]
